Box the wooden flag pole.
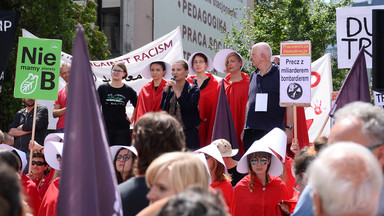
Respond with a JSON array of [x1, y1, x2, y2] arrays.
[[28, 100, 38, 174], [315, 114, 330, 141], [293, 105, 298, 144]]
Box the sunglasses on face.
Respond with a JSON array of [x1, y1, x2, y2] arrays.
[[116, 154, 131, 161], [250, 157, 268, 165], [112, 69, 124, 73], [193, 60, 206, 64], [32, 161, 46, 166]]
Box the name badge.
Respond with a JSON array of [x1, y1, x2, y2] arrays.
[[255, 93, 268, 112]]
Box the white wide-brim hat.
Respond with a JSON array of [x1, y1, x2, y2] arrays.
[[194, 153, 212, 184], [44, 133, 64, 145], [266, 128, 287, 162], [187, 52, 213, 75], [141, 61, 172, 80], [213, 49, 243, 73], [211, 139, 239, 157], [194, 144, 227, 174], [44, 141, 63, 170], [0, 144, 27, 174], [237, 129, 287, 176], [109, 145, 138, 160]]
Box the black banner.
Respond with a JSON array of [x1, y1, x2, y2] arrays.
[[0, 11, 20, 94]]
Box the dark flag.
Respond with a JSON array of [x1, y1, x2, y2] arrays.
[[0, 11, 20, 94], [329, 47, 371, 116], [57, 25, 122, 216], [211, 81, 241, 160]]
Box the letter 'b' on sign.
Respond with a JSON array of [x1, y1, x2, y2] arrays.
[[14, 37, 62, 100]]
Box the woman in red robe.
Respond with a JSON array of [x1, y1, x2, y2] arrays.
[[133, 61, 172, 122], [187, 52, 219, 147], [195, 144, 233, 211], [232, 133, 289, 216], [213, 50, 250, 155]]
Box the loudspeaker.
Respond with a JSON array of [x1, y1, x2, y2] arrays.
[[372, 9, 384, 92]]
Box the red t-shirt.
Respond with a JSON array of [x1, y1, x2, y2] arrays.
[[134, 79, 167, 122], [187, 73, 219, 147], [221, 72, 250, 154], [21, 174, 41, 215], [54, 87, 67, 130], [231, 174, 289, 216]]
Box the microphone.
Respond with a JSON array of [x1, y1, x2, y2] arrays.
[[169, 76, 176, 90]]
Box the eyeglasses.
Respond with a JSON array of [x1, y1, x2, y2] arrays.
[[32, 161, 46, 166], [204, 154, 211, 159], [250, 157, 268, 165], [367, 144, 384, 151], [116, 154, 131, 161], [112, 69, 124, 73], [193, 60, 206, 65]]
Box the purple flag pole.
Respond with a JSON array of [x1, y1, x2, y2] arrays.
[[57, 25, 122, 216], [329, 47, 371, 116], [211, 81, 241, 160]]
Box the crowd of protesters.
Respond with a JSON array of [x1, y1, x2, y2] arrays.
[[1, 41, 384, 216]]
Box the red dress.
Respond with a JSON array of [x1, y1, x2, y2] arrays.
[[210, 179, 233, 210], [31, 168, 55, 199], [134, 79, 167, 122], [221, 72, 250, 154], [231, 174, 289, 216], [21, 174, 41, 215], [187, 73, 219, 147], [38, 177, 60, 216]]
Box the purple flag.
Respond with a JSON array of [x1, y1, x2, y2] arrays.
[[329, 47, 371, 116], [57, 25, 122, 216], [211, 81, 240, 160]]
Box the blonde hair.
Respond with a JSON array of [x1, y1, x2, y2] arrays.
[[224, 52, 242, 73], [146, 152, 209, 193]]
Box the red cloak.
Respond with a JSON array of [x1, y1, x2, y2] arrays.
[[187, 73, 219, 147], [31, 168, 55, 199], [221, 72, 250, 155], [21, 174, 41, 215], [231, 174, 289, 216], [210, 179, 233, 211], [134, 79, 167, 122], [38, 177, 60, 216]]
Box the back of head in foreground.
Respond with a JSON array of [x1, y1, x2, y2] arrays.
[[330, 101, 384, 147], [0, 163, 24, 216], [157, 186, 230, 216], [309, 142, 383, 216], [133, 112, 186, 175], [146, 152, 210, 195]]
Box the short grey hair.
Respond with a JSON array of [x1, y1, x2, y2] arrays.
[[334, 102, 384, 147], [309, 142, 382, 216]]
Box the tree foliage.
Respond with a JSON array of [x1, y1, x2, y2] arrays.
[[0, 0, 110, 130], [222, 0, 351, 78]]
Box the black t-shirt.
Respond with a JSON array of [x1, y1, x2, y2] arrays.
[[97, 83, 137, 130], [228, 165, 246, 187]]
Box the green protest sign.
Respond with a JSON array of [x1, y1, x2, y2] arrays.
[[14, 37, 62, 100]]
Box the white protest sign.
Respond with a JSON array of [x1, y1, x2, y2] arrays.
[[280, 41, 311, 106], [23, 27, 184, 129], [336, 6, 384, 69], [374, 91, 384, 108]]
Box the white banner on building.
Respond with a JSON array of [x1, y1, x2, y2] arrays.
[[23, 27, 184, 129], [305, 54, 333, 143], [336, 5, 384, 69]]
